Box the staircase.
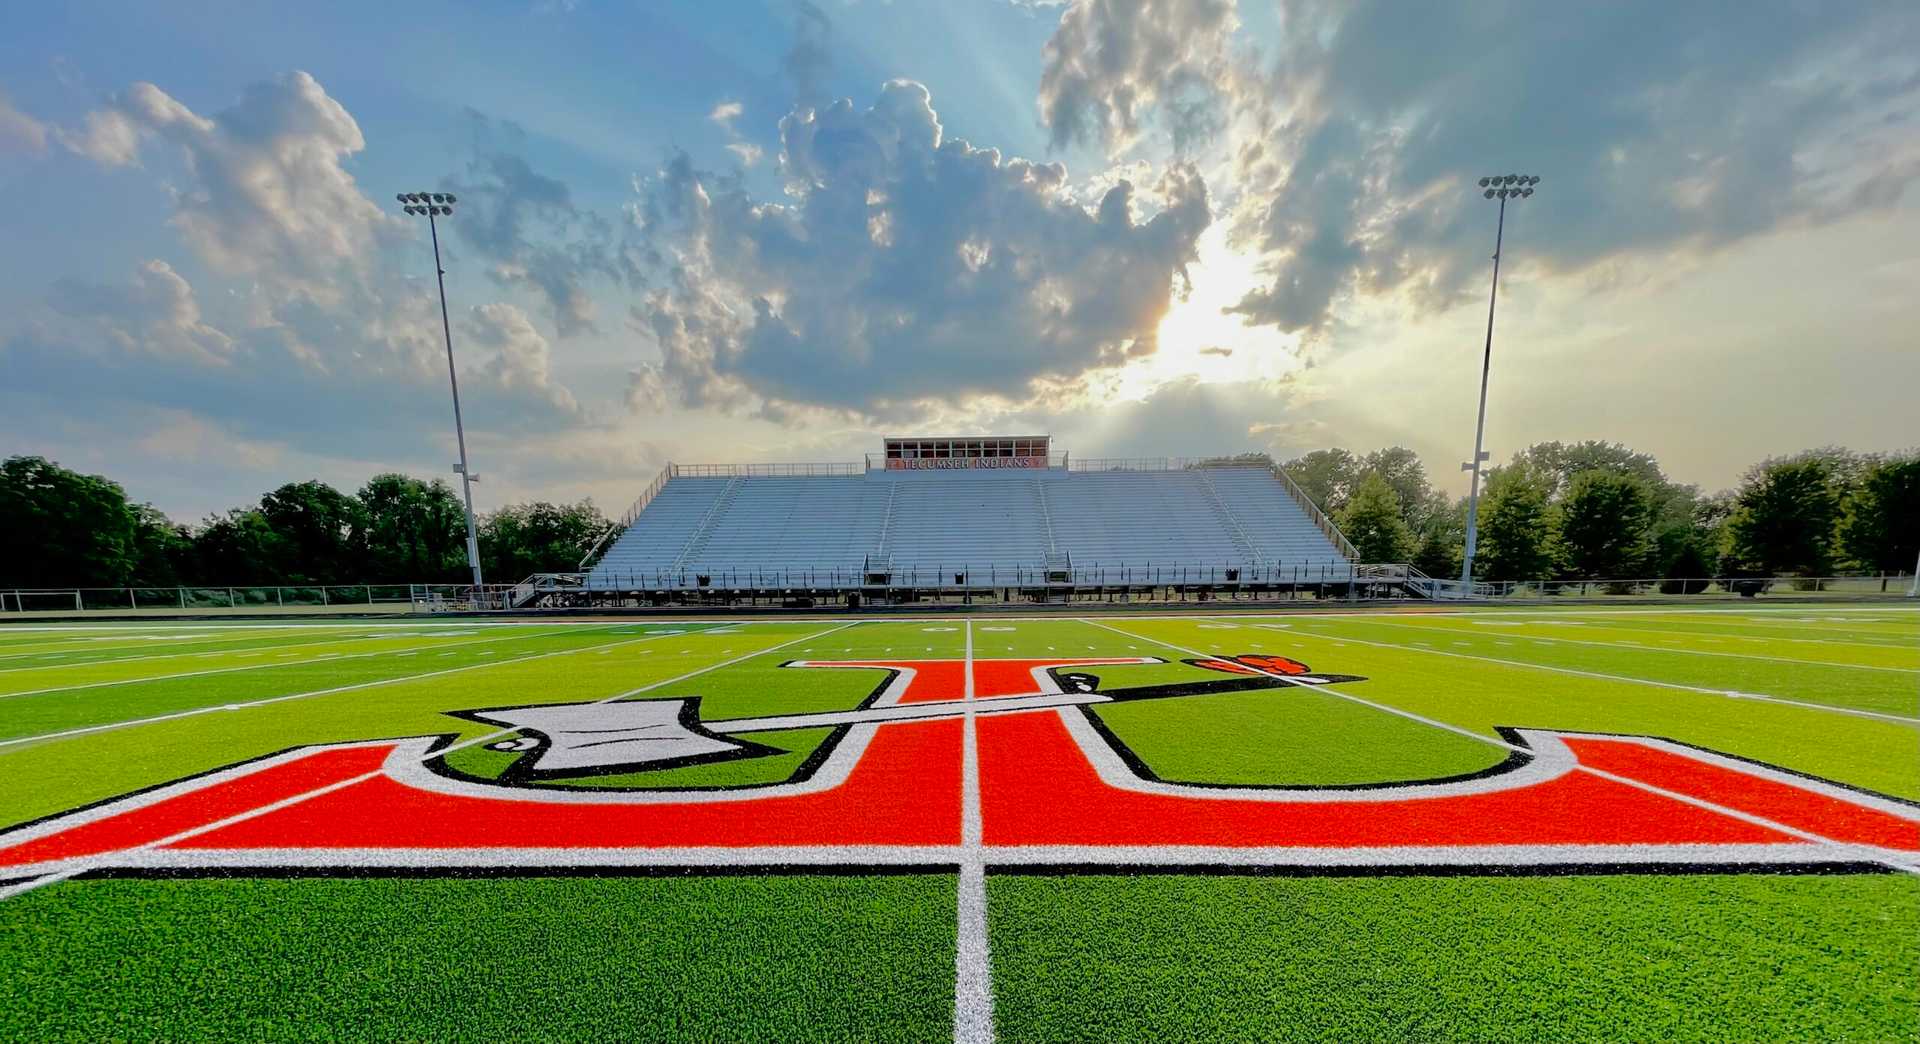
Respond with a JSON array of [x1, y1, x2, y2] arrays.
[[1192, 468, 1261, 568], [669, 477, 742, 575]]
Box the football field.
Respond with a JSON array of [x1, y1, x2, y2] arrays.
[[1, 606, 1916, 1041]]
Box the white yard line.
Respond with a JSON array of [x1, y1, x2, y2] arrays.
[[1252, 624, 1920, 725], [0, 631, 464, 675], [953, 619, 996, 1044], [1348, 618, 1919, 674], [0, 622, 861, 902], [1534, 619, 1918, 652], [1083, 619, 1920, 876], [0, 627, 582, 700], [0, 627, 694, 751]]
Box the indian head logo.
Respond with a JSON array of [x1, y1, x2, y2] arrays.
[[1, 654, 1915, 881]]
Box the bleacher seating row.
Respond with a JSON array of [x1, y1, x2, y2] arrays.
[[585, 465, 1351, 589]]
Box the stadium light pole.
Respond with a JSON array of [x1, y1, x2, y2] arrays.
[[396, 191, 485, 593], [1458, 173, 1539, 591]]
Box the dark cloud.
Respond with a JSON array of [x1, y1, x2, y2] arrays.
[[1037, 0, 1238, 154], [626, 80, 1211, 418], [1226, 0, 1920, 334]]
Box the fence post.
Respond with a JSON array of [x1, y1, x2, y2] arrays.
[[276, 587, 284, 607], [367, 587, 373, 606], [128, 588, 135, 609], [226, 588, 236, 608]]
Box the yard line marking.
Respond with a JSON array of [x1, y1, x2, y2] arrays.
[[954, 619, 996, 1044], [0, 628, 576, 700], [1550, 619, 1917, 652], [1084, 620, 1920, 876], [0, 622, 860, 902], [1252, 624, 1920, 725], [1354, 618, 1919, 674], [0, 632, 427, 675], [0, 626, 709, 752]]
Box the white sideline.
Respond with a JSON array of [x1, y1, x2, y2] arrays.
[[0, 622, 861, 903], [1081, 619, 1920, 877], [953, 620, 996, 1044], [1256, 624, 1920, 726], [0, 625, 709, 751], [1349, 617, 1920, 674]]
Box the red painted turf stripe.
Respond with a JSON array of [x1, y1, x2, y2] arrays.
[[0, 745, 391, 867], [171, 719, 965, 850], [1564, 738, 1920, 852], [976, 712, 1793, 849]]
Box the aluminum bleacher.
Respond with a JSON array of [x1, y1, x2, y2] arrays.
[[583, 459, 1353, 590]]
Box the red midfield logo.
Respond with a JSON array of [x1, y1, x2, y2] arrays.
[[2, 655, 1915, 878]]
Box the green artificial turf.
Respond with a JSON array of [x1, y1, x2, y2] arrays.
[[1090, 685, 1507, 786], [989, 873, 1920, 1042], [1113, 617, 1920, 799], [0, 875, 957, 1041], [0, 623, 836, 828]]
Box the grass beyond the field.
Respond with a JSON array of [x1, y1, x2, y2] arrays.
[[988, 873, 1920, 1042], [0, 875, 957, 1041]]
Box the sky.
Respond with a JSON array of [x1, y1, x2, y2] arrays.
[[2, 0, 1916, 522]]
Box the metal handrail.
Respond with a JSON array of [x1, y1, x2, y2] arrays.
[[672, 462, 865, 478], [578, 462, 674, 570]]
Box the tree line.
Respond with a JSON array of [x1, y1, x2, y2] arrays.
[[0, 456, 608, 589], [1282, 442, 1917, 584]]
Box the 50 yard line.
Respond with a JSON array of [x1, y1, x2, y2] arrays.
[[954, 619, 996, 1044]]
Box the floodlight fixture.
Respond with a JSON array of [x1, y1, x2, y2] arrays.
[[393, 187, 483, 591], [1458, 171, 1543, 590]]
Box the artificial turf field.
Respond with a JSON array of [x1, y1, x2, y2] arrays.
[[0, 606, 1915, 1041]]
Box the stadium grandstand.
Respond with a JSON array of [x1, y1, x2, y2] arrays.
[[533, 436, 1436, 607]]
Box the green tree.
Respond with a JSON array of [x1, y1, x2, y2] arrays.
[[480, 500, 609, 579], [1474, 464, 1556, 581], [129, 504, 194, 586], [358, 474, 468, 581], [1837, 454, 1919, 573], [1556, 470, 1657, 579], [0, 456, 144, 587], [1282, 449, 1359, 516], [259, 480, 366, 583], [1725, 455, 1842, 575], [1411, 496, 1466, 578], [1513, 441, 1666, 500], [1337, 472, 1416, 562], [191, 509, 283, 583], [1358, 447, 1435, 530]]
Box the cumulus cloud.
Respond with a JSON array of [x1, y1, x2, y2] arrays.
[[23, 71, 587, 456], [626, 79, 1211, 418], [1224, 0, 1920, 335], [59, 73, 401, 298], [1038, 0, 1239, 154], [0, 91, 48, 156], [465, 302, 580, 414], [444, 111, 623, 337], [47, 260, 236, 364]]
